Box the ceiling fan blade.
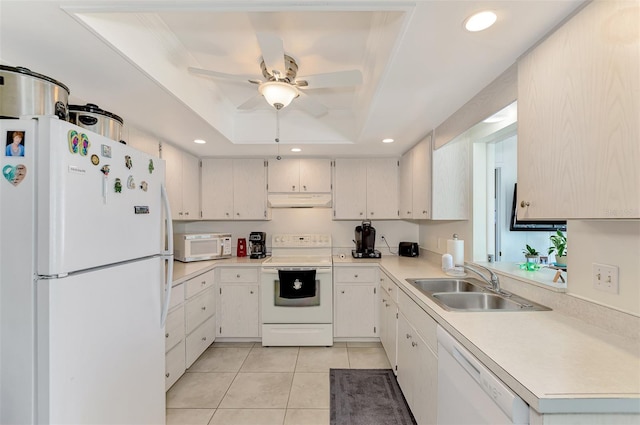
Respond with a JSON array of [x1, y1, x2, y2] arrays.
[[294, 92, 328, 117], [256, 32, 285, 76], [296, 69, 363, 89], [188, 67, 261, 84], [237, 93, 268, 110]]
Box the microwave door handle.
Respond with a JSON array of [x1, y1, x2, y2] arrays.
[[160, 183, 174, 327]]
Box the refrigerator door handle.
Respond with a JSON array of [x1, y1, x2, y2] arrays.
[[160, 183, 174, 327]]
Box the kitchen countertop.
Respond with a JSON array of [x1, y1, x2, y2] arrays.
[[171, 254, 640, 415], [376, 255, 640, 415], [172, 257, 266, 285]]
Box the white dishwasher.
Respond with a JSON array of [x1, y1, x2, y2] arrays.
[[437, 326, 529, 425]]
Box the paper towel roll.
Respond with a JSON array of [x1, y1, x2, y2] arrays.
[[446, 235, 464, 266]]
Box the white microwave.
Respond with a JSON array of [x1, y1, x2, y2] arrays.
[[174, 233, 232, 262]]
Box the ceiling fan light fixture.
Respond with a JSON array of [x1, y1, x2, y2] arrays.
[[464, 11, 497, 32], [259, 81, 299, 110]]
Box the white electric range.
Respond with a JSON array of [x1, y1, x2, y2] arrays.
[[261, 234, 333, 346]]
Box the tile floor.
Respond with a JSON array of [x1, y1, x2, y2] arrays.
[[166, 341, 391, 425]]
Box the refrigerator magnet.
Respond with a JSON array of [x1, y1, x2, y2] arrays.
[[114, 178, 122, 193], [3, 164, 27, 186], [68, 130, 79, 154], [101, 144, 112, 158], [100, 165, 110, 176], [91, 154, 100, 166], [127, 175, 135, 190], [125, 155, 132, 169], [140, 181, 148, 192], [148, 159, 154, 174], [5, 130, 25, 157], [79, 133, 90, 156]]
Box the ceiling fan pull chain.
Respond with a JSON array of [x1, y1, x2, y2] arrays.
[[275, 108, 282, 160]]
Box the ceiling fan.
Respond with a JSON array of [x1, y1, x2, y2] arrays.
[[188, 33, 363, 117]]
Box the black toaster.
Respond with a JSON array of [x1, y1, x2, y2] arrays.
[[399, 242, 419, 257]]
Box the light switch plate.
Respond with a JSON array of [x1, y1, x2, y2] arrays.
[[592, 263, 619, 294]]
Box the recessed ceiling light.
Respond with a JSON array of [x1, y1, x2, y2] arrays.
[[193, 139, 206, 144], [382, 138, 395, 144], [291, 148, 302, 152], [464, 11, 497, 32]]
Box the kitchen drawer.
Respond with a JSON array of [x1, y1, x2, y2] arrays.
[[335, 266, 378, 283], [165, 340, 185, 391], [185, 270, 214, 299], [380, 272, 398, 303], [219, 267, 259, 283], [185, 288, 215, 334], [186, 315, 216, 368], [165, 305, 185, 352], [169, 282, 184, 310], [398, 290, 437, 353]]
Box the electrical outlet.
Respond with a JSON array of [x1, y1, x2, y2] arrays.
[[592, 263, 619, 294]]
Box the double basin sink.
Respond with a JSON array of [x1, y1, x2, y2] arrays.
[[405, 278, 550, 312]]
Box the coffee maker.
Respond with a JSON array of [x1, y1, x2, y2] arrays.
[[352, 220, 381, 258], [249, 232, 267, 259]]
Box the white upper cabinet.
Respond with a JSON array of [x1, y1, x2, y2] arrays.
[[268, 158, 331, 193], [201, 158, 268, 220], [333, 158, 399, 220], [399, 134, 432, 220], [517, 0, 639, 219], [431, 135, 469, 220], [162, 143, 200, 221]]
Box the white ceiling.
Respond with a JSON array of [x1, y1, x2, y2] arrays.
[[0, 0, 584, 158]]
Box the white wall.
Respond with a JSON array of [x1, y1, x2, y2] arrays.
[[567, 220, 640, 316], [418, 220, 473, 263], [175, 208, 419, 256]]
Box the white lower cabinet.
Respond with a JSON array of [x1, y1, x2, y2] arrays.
[[217, 267, 261, 338], [165, 269, 215, 390], [165, 340, 185, 391], [334, 266, 378, 338], [397, 291, 438, 425], [378, 273, 398, 371]]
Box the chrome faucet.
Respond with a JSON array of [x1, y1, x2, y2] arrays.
[[463, 262, 502, 294]]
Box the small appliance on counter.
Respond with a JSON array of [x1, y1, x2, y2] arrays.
[[399, 242, 419, 257], [237, 238, 247, 257], [174, 233, 232, 262], [249, 232, 267, 259], [352, 220, 381, 258]]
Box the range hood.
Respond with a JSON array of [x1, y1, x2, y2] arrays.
[[267, 193, 332, 208]]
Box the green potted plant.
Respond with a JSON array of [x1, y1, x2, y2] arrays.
[[522, 244, 540, 264], [548, 230, 567, 266]]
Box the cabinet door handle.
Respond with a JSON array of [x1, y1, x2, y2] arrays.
[[166, 373, 170, 378], [370, 212, 374, 216], [406, 333, 411, 339], [202, 336, 207, 341], [382, 298, 387, 303], [201, 306, 206, 311], [178, 212, 183, 216], [412, 341, 417, 347], [165, 333, 169, 338], [520, 201, 531, 208], [385, 303, 390, 307], [225, 212, 230, 216], [201, 281, 206, 286], [185, 212, 189, 216], [303, 185, 307, 191], [250, 290, 254, 294], [354, 274, 358, 278], [236, 274, 241, 278], [407, 211, 411, 214], [236, 212, 240, 216], [359, 212, 364, 216], [422, 210, 427, 214], [341, 290, 345, 294], [292, 185, 296, 191]]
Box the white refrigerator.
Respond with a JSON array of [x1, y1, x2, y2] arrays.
[[0, 116, 173, 424]]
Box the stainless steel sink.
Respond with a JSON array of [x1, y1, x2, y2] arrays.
[[406, 278, 486, 294], [405, 277, 550, 312]]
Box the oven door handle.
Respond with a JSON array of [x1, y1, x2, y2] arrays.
[[262, 267, 332, 274]]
